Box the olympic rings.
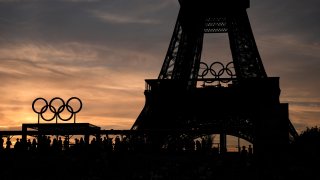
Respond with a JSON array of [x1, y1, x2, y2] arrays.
[[32, 97, 82, 122], [198, 61, 236, 79], [209, 62, 225, 78], [199, 62, 209, 78]]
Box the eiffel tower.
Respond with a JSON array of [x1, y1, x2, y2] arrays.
[[132, 0, 297, 164]]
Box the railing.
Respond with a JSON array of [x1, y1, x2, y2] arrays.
[[146, 61, 237, 90], [145, 78, 238, 91]]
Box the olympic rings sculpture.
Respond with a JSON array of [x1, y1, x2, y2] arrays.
[[32, 97, 82, 123], [198, 61, 236, 82]]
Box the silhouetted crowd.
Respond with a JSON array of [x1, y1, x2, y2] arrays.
[[0, 135, 257, 180], [0, 135, 253, 156], [1, 127, 319, 180]]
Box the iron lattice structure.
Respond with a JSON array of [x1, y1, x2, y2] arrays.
[[158, 0, 266, 85], [132, 0, 297, 164]]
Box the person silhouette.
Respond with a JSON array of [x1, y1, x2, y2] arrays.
[[31, 139, 37, 151], [63, 137, 69, 151], [248, 145, 253, 155], [27, 139, 32, 151], [114, 136, 121, 152], [241, 146, 247, 155], [0, 136, 3, 150], [79, 137, 85, 148], [14, 138, 21, 151], [6, 137, 12, 150], [58, 137, 63, 151], [240, 146, 248, 165], [196, 140, 201, 151], [52, 138, 58, 150]]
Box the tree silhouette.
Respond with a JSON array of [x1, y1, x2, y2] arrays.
[[296, 126, 320, 150], [288, 126, 320, 179]]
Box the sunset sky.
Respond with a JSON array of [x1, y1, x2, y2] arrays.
[[0, 0, 319, 133]]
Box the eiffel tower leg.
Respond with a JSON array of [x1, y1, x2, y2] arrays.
[[255, 103, 289, 179], [227, 10, 267, 79], [22, 124, 27, 142], [85, 134, 90, 145], [220, 133, 227, 154]]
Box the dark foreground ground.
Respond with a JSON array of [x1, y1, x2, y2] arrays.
[[0, 149, 318, 180]]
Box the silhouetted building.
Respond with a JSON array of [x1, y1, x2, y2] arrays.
[[131, 0, 297, 177]]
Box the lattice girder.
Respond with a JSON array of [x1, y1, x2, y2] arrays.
[[158, 0, 267, 87]]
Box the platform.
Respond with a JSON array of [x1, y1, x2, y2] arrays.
[[20, 123, 101, 141]]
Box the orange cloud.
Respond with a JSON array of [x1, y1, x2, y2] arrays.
[[0, 42, 154, 130]]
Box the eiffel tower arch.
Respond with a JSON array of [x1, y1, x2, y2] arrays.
[[132, 0, 297, 168]]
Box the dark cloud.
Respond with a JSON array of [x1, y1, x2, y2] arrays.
[[247, 1, 320, 106], [0, 0, 178, 50], [250, 0, 320, 43]]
